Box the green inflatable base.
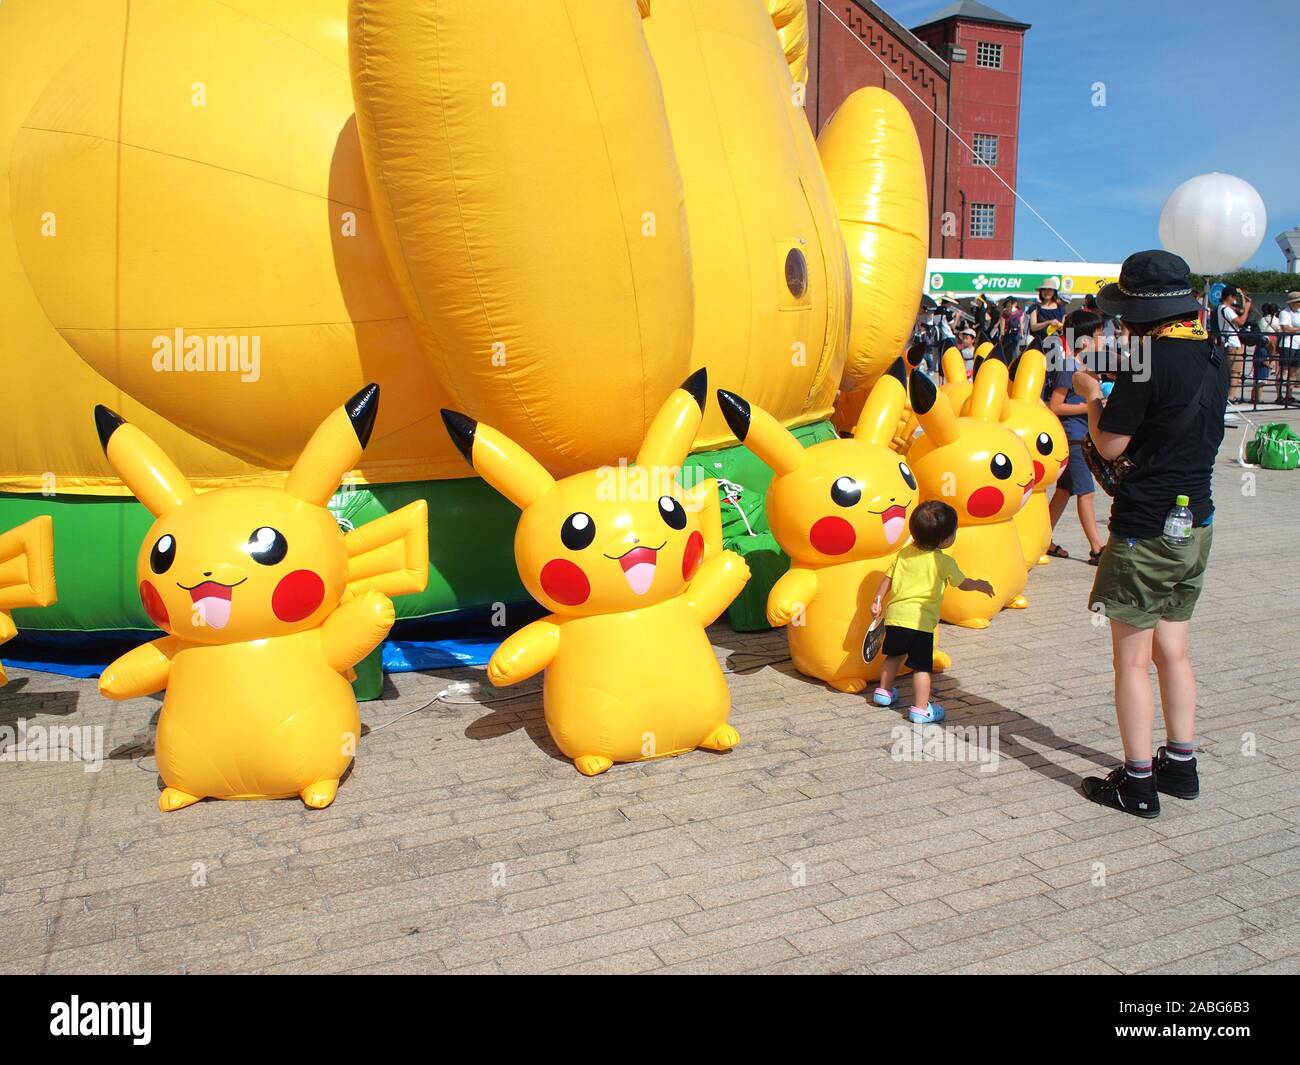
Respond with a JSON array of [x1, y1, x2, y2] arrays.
[[1, 416, 833, 652]]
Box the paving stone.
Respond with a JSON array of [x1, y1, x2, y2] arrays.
[[2, 418, 1297, 972]]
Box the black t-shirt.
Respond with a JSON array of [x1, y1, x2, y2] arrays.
[[1098, 335, 1229, 539]]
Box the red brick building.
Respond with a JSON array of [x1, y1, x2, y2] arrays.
[[806, 0, 1029, 260]]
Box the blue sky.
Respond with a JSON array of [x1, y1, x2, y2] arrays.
[[875, 0, 1296, 268]]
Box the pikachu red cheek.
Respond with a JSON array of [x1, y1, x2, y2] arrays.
[[1032, 460, 1045, 485], [540, 559, 590, 606], [968, 486, 1005, 518], [682, 531, 704, 581], [139, 580, 170, 629], [809, 516, 856, 555], [271, 569, 325, 623]]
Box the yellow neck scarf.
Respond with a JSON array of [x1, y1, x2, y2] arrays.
[[1150, 318, 1208, 341]]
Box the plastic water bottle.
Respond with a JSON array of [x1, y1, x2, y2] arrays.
[[1162, 494, 1193, 546]]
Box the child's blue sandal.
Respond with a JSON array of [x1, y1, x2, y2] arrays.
[[871, 687, 897, 707], [908, 702, 945, 724]]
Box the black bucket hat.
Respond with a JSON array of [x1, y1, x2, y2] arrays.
[[1096, 250, 1201, 323]]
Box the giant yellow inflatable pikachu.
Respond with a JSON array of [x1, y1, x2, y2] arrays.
[[718, 360, 923, 692], [96, 386, 429, 811], [0, 517, 57, 686], [441, 371, 750, 776], [999, 352, 1068, 571], [906, 362, 1035, 628]]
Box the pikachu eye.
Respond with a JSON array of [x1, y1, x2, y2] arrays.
[[657, 495, 686, 530], [560, 512, 595, 551], [1035, 432, 1053, 456], [898, 462, 917, 490], [990, 453, 1013, 480], [150, 534, 176, 574], [246, 526, 288, 566], [830, 476, 861, 508]]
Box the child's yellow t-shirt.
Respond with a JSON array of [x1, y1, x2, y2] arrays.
[[883, 544, 966, 633]]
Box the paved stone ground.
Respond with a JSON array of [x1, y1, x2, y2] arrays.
[[1, 410, 1297, 975]]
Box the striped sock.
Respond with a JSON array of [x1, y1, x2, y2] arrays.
[[1125, 759, 1153, 779], [1166, 741, 1195, 761]]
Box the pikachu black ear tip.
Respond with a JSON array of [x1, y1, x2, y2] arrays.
[[681, 368, 708, 411], [93, 405, 126, 453], [886, 357, 907, 385], [715, 389, 751, 442], [909, 369, 938, 415], [345, 383, 380, 448], [440, 409, 477, 465], [906, 341, 927, 368]]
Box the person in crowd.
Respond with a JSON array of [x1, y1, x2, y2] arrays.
[[1253, 302, 1281, 405], [1028, 277, 1067, 348], [1075, 250, 1229, 818], [956, 327, 978, 375], [1279, 291, 1300, 405], [969, 293, 997, 344], [992, 297, 1025, 364], [1215, 285, 1250, 400], [870, 501, 993, 724], [1045, 309, 1107, 564], [912, 295, 952, 371]]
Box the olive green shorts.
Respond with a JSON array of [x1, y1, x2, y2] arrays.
[[1089, 525, 1213, 630]]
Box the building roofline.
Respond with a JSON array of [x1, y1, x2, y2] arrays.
[[844, 0, 951, 77], [911, 1, 1031, 34]]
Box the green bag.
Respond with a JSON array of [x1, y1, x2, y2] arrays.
[[1246, 423, 1300, 470]]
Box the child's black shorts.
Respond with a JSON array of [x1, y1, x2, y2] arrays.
[[882, 625, 935, 672]]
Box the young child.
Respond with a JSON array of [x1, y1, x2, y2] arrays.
[[869, 501, 993, 723]]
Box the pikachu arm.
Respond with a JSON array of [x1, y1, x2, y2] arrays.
[[686, 478, 725, 561], [0, 612, 15, 686], [99, 637, 182, 700], [487, 618, 561, 688], [685, 550, 751, 628], [766, 566, 819, 628], [321, 590, 396, 674]]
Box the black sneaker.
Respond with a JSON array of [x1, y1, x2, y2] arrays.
[[1154, 746, 1200, 799], [1082, 767, 1160, 818]]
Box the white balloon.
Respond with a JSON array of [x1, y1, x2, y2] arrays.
[[1159, 173, 1267, 275]]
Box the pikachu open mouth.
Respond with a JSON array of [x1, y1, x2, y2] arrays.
[[879, 504, 908, 545], [183, 579, 242, 630], [612, 545, 661, 596]]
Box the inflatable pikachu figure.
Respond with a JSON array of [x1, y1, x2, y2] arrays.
[[1000, 352, 1068, 571], [719, 360, 935, 692], [441, 371, 750, 776], [905, 361, 1035, 628], [895, 343, 991, 443], [96, 385, 429, 811], [0, 517, 57, 686]]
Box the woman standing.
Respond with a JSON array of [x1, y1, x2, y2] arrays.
[[992, 297, 1025, 364], [1028, 277, 1067, 349], [1074, 251, 1229, 818]]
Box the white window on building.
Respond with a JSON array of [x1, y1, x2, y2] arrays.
[[975, 41, 1003, 69], [972, 133, 999, 167], [970, 203, 996, 239]]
